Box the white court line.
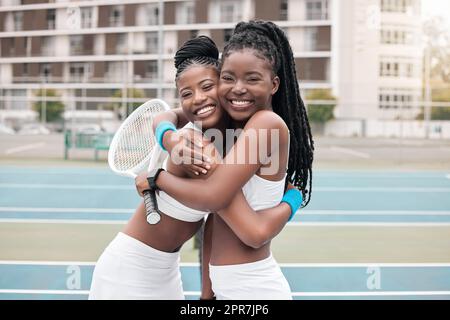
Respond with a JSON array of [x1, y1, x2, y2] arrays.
[[0, 219, 126, 224], [2, 261, 450, 268], [315, 173, 445, 178], [446, 174, 450, 180], [0, 184, 131, 190], [0, 169, 445, 179], [2, 207, 450, 216], [287, 222, 450, 227], [0, 170, 112, 176], [329, 147, 371, 159], [0, 289, 90, 295], [279, 263, 450, 267], [2, 218, 450, 227], [4, 143, 46, 155], [0, 289, 448, 297], [291, 291, 450, 297], [301, 210, 450, 216], [1, 184, 450, 192], [0, 207, 134, 214], [0, 261, 97, 266], [316, 187, 450, 192]]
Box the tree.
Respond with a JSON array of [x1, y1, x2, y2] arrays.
[[305, 89, 336, 123], [422, 17, 450, 120], [424, 17, 450, 83], [32, 89, 65, 123], [105, 88, 146, 119]]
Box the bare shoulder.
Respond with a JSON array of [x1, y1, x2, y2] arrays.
[[244, 110, 289, 134]]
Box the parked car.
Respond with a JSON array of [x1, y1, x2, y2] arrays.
[[0, 123, 16, 134], [17, 123, 51, 135]]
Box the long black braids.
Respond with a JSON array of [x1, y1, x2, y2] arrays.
[[222, 20, 314, 207]]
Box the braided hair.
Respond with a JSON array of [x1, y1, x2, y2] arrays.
[[174, 36, 220, 80], [222, 20, 314, 207]]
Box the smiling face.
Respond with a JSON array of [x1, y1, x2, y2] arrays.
[[218, 49, 280, 125], [176, 65, 223, 130]]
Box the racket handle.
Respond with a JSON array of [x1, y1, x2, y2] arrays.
[[143, 190, 161, 225]]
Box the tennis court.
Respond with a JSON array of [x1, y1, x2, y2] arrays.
[[0, 165, 449, 299]]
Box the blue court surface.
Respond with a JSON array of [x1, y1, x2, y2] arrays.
[[0, 262, 449, 300], [0, 165, 450, 299]]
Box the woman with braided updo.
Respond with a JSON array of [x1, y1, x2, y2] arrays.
[[136, 21, 314, 300], [89, 35, 296, 300]]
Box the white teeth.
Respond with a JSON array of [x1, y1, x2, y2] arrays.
[[232, 100, 251, 105], [196, 105, 215, 115]]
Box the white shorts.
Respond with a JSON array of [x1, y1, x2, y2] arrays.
[[209, 254, 292, 300], [88, 232, 184, 300]]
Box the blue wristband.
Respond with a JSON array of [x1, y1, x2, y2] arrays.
[[281, 188, 303, 221], [155, 121, 177, 151]]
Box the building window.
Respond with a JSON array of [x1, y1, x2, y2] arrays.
[[145, 4, 159, 25], [81, 7, 93, 28], [306, 0, 329, 20], [381, 28, 415, 45], [47, 9, 56, 29], [23, 64, 29, 77], [146, 32, 158, 54], [380, 57, 416, 78], [70, 35, 84, 55], [219, 1, 242, 23], [69, 63, 91, 82], [110, 5, 124, 27], [406, 63, 414, 77], [40, 63, 51, 81], [379, 88, 419, 110], [305, 27, 318, 51], [176, 1, 195, 24], [4, 89, 27, 110], [116, 33, 128, 54], [380, 0, 417, 14], [146, 61, 158, 80], [13, 11, 23, 31], [41, 36, 54, 56], [23, 37, 29, 56], [106, 62, 124, 81], [280, 0, 289, 20]]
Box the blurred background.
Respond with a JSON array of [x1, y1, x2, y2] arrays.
[[0, 0, 449, 165], [0, 0, 449, 300]]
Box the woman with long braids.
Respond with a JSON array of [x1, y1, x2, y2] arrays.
[[135, 21, 314, 300], [89, 35, 298, 300]]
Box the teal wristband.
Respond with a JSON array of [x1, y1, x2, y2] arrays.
[[155, 121, 177, 151], [281, 189, 303, 221]]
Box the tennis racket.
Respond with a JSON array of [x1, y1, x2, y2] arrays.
[[108, 99, 170, 225]]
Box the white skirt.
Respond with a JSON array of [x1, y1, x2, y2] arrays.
[[209, 254, 292, 300], [88, 232, 184, 300]]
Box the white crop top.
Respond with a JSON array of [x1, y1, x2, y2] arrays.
[[242, 173, 287, 211]]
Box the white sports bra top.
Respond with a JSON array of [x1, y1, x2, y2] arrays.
[[242, 173, 287, 211]]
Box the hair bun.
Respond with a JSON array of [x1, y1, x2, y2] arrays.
[[174, 36, 219, 69]]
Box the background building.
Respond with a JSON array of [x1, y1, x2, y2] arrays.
[[0, 0, 422, 128], [334, 0, 423, 121]]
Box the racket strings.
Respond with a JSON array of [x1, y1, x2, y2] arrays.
[[112, 102, 164, 174]]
